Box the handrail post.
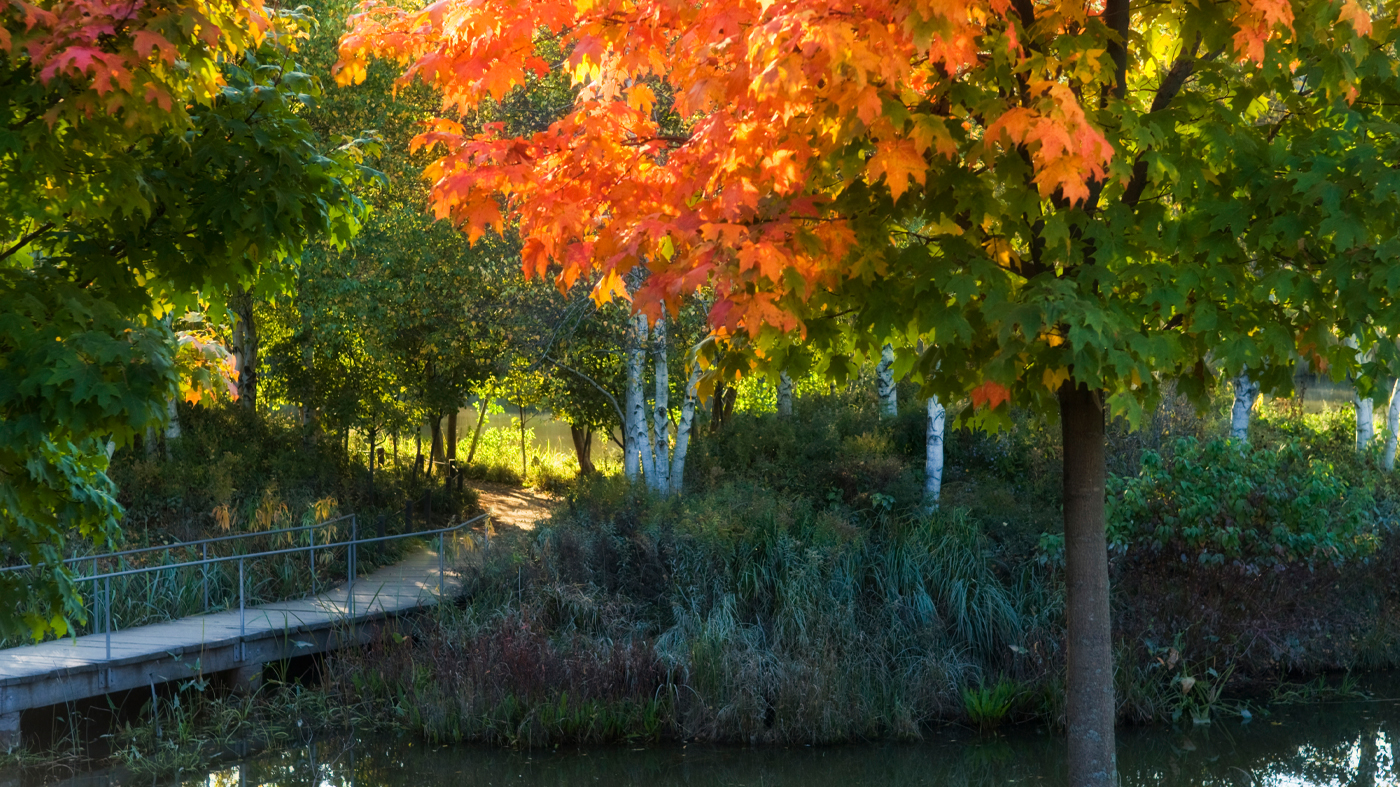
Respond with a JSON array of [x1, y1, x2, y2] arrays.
[[310, 525, 316, 595], [438, 532, 445, 596], [349, 515, 356, 617], [238, 557, 245, 660], [202, 542, 208, 612], [104, 576, 111, 660]]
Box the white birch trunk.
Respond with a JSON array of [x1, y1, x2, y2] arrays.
[[877, 343, 897, 417], [626, 313, 657, 483], [1229, 373, 1259, 442], [1385, 378, 1400, 471], [650, 317, 671, 493], [623, 315, 645, 481], [777, 371, 793, 418], [669, 362, 703, 495], [1349, 336, 1376, 452], [164, 397, 182, 442], [924, 395, 946, 513], [1357, 393, 1376, 451]]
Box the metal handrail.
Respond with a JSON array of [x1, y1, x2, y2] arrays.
[[79, 512, 491, 662], [0, 514, 359, 574], [73, 513, 487, 583]]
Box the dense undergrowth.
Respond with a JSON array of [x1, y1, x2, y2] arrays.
[[302, 383, 1400, 748], [11, 382, 1400, 773]]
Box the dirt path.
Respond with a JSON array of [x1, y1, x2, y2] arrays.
[[468, 481, 557, 529]]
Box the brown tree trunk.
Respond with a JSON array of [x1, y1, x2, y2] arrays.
[[230, 285, 258, 411], [1059, 382, 1115, 787], [430, 417, 444, 476], [571, 424, 596, 475]]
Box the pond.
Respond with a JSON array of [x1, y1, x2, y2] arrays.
[[40, 693, 1400, 787]]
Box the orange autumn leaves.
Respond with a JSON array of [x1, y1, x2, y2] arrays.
[[334, 0, 1125, 334], [335, 0, 1359, 355]]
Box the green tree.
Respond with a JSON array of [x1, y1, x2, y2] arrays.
[[1, 4, 376, 638]]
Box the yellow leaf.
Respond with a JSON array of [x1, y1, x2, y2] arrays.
[[865, 139, 926, 201], [1042, 366, 1071, 391]]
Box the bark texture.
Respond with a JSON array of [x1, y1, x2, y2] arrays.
[[1229, 373, 1259, 441], [570, 425, 596, 475], [163, 396, 181, 446], [230, 286, 259, 411], [1060, 382, 1115, 787], [446, 410, 459, 462], [650, 316, 671, 493], [669, 363, 703, 494], [923, 395, 945, 512], [1385, 380, 1400, 472], [876, 344, 897, 417], [625, 314, 652, 482], [1357, 392, 1376, 451], [776, 371, 793, 418], [430, 417, 444, 474]]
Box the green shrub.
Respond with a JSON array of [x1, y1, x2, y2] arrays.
[[1108, 437, 1380, 568]]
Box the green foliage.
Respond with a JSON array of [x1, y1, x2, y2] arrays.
[[962, 680, 1021, 731], [0, 276, 177, 638], [1108, 437, 1380, 568], [0, 23, 377, 639]]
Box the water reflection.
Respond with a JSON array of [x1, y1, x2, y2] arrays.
[[26, 699, 1400, 787]]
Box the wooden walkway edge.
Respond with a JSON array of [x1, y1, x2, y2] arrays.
[[0, 546, 460, 747]]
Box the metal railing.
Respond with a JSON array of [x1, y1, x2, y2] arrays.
[[33, 512, 490, 663]]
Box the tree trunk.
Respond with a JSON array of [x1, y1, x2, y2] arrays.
[[625, 313, 652, 482], [230, 285, 259, 412], [1384, 379, 1399, 472], [923, 395, 946, 512], [570, 425, 596, 475], [430, 417, 444, 477], [1357, 391, 1376, 451], [877, 343, 897, 417], [669, 362, 704, 494], [414, 432, 423, 479], [144, 426, 158, 458], [1229, 373, 1259, 441], [519, 397, 528, 479], [467, 390, 493, 465], [777, 371, 793, 418], [650, 317, 671, 493], [1059, 382, 1115, 787], [447, 409, 458, 462], [163, 397, 181, 459]]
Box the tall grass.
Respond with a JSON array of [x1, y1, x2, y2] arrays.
[[321, 475, 1061, 745]]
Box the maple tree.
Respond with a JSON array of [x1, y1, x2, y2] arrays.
[[339, 0, 1400, 781], [1, 0, 377, 640]]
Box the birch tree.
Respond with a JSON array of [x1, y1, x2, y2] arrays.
[[876, 344, 898, 417], [924, 396, 946, 512], [1229, 374, 1261, 442], [623, 313, 650, 482], [649, 316, 672, 493], [776, 372, 794, 419]]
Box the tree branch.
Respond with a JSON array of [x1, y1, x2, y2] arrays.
[[541, 355, 626, 428], [0, 222, 55, 262]]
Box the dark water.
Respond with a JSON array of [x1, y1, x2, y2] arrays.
[[89, 697, 1392, 787]]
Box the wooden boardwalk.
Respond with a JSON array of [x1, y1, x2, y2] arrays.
[[0, 546, 459, 746]]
